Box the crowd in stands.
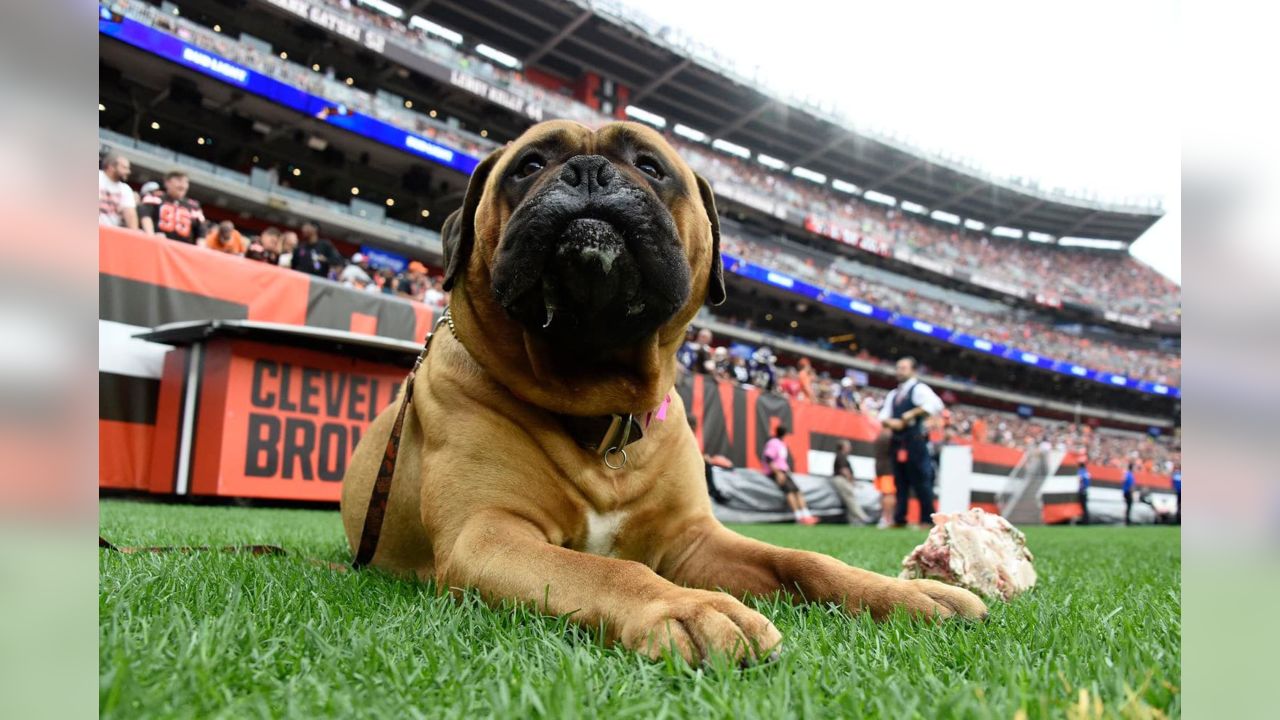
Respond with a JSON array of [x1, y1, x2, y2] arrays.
[[681, 144, 1182, 325], [897, 223, 1180, 325], [942, 408, 1179, 475], [98, 148, 450, 310], [719, 233, 1181, 385], [679, 327, 1179, 474]]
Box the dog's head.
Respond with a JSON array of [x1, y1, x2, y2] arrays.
[[442, 120, 724, 415]]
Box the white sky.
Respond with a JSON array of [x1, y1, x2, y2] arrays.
[[618, 0, 1180, 283]]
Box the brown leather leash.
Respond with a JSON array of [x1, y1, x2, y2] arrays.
[[351, 308, 452, 568], [97, 535, 285, 557], [98, 535, 351, 571]]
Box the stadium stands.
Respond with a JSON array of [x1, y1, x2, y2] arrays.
[[100, 0, 1179, 384], [253, 0, 1180, 327], [97, 0, 1179, 458], [112, 0, 1179, 328], [719, 231, 1180, 385]]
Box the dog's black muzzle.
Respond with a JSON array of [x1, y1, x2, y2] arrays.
[[491, 155, 691, 351]]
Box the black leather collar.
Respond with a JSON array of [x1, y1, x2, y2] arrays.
[[446, 306, 653, 468], [559, 412, 646, 456]]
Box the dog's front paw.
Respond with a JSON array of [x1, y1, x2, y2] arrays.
[[621, 589, 782, 665], [872, 578, 988, 622]]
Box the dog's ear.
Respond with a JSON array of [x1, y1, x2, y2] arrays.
[[694, 173, 726, 306], [441, 147, 505, 292]]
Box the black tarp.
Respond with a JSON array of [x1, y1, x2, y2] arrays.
[[707, 466, 881, 524]]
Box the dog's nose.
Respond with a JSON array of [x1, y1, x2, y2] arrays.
[[559, 155, 616, 195]]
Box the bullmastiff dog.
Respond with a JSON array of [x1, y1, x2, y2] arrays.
[[342, 120, 986, 664]]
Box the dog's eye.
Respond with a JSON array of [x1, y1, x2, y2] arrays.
[[635, 156, 664, 180], [515, 156, 545, 179]]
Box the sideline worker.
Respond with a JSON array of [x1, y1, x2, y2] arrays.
[[1123, 462, 1137, 525], [878, 357, 945, 527], [1077, 459, 1092, 525]]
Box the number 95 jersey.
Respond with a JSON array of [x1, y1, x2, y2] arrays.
[[140, 193, 206, 243]]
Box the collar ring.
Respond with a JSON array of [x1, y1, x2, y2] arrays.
[[603, 446, 628, 470]]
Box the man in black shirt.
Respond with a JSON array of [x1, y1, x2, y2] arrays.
[[139, 171, 207, 243], [290, 221, 343, 278]]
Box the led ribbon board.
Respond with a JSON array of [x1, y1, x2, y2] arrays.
[[99, 12, 480, 176]]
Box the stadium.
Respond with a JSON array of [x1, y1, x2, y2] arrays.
[[98, 0, 1181, 716]]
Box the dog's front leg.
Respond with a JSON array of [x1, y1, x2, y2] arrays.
[[436, 511, 782, 664], [661, 519, 987, 621]]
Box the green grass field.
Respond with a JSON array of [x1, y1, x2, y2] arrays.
[[99, 500, 1180, 719]]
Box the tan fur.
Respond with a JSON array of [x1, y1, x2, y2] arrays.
[[342, 121, 986, 665]]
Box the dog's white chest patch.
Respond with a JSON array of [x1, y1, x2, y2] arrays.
[[583, 509, 627, 557]]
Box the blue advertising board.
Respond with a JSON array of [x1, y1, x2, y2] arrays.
[[720, 252, 1180, 399]]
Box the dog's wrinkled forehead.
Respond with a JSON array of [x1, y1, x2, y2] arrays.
[[488, 120, 693, 198]]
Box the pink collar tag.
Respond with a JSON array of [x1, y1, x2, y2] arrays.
[[645, 394, 672, 428]]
